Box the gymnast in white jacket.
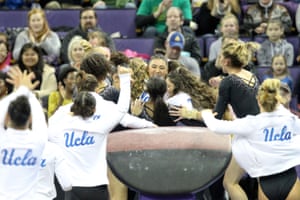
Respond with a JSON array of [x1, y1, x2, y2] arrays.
[[48, 66, 131, 200], [200, 78, 300, 200], [0, 67, 47, 199]]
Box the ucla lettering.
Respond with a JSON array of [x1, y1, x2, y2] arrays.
[[64, 131, 95, 148], [1, 149, 37, 166], [40, 159, 46, 167], [263, 125, 292, 142], [93, 115, 101, 120]]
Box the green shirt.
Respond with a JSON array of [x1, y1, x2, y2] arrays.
[[137, 0, 192, 33]]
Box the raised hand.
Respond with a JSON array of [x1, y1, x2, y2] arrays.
[[117, 65, 132, 75], [6, 67, 40, 90], [130, 99, 144, 116]]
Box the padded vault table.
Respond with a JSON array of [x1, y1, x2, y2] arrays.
[[107, 127, 232, 200]]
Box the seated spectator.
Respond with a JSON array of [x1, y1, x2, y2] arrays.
[[61, 36, 88, 71], [243, 0, 292, 36], [39, 0, 83, 8], [0, 40, 11, 72], [193, 0, 241, 36], [165, 31, 200, 77], [0, 32, 8, 43], [153, 7, 202, 66], [88, 30, 108, 48], [208, 13, 239, 61], [12, 43, 57, 99], [61, 7, 115, 64], [257, 20, 294, 67], [261, 54, 293, 91], [135, 0, 194, 37], [91, 0, 136, 8], [1, 0, 32, 9], [48, 65, 77, 118], [13, 9, 61, 66]]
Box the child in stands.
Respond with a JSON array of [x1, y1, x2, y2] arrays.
[[262, 54, 293, 92], [257, 20, 294, 67]]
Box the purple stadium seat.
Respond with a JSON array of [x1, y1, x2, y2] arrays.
[[203, 36, 252, 59], [0, 9, 137, 38], [113, 38, 154, 56], [196, 37, 204, 59], [254, 35, 300, 64], [256, 66, 300, 89], [203, 36, 218, 59]]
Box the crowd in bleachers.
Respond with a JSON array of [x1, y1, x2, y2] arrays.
[[1, 0, 300, 199]]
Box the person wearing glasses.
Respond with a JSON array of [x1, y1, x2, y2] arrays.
[[60, 7, 115, 64]]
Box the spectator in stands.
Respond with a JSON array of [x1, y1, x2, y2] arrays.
[[39, 0, 83, 8], [61, 36, 88, 71], [262, 54, 293, 91], [0, 41, 11, 72], [0, 71, 12, 100], [154, 7, 202, 66], [61, 7, 115, 64], [91, 0, 136, 8], [1, 0, 32, 9], [135, 0, 194, 37], [257, 20, 294, 67], [13, 9, 61, 66], [88, 30, 108, 47], [165, 31, 200, 77], [0, 32, 8, 43], [208, 13, 239, 61], [193, 0, 241, 36], [243, 0, 292, 36], [13, 43, 57, 99], [48, 65, 77, 117]]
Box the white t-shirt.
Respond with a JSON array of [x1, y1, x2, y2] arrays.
[[35, 142, 72, 200], [166, 92, 193, 110], [202, 105, 300, 177], [0, 87, 47, 199], [48, 74, 130, 187]]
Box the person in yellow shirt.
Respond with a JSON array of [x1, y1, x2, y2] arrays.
[[47, 66, 77, 117]]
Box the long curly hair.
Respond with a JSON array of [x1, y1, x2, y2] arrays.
[[167, 67, 216, 109], [129, 57, 149, 100]]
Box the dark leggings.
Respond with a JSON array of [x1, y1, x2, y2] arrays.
[[259, 168, 297, 200], [65, 185, 109, 200]]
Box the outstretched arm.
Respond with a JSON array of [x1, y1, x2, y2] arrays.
[[3, 67, 47, 134]]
